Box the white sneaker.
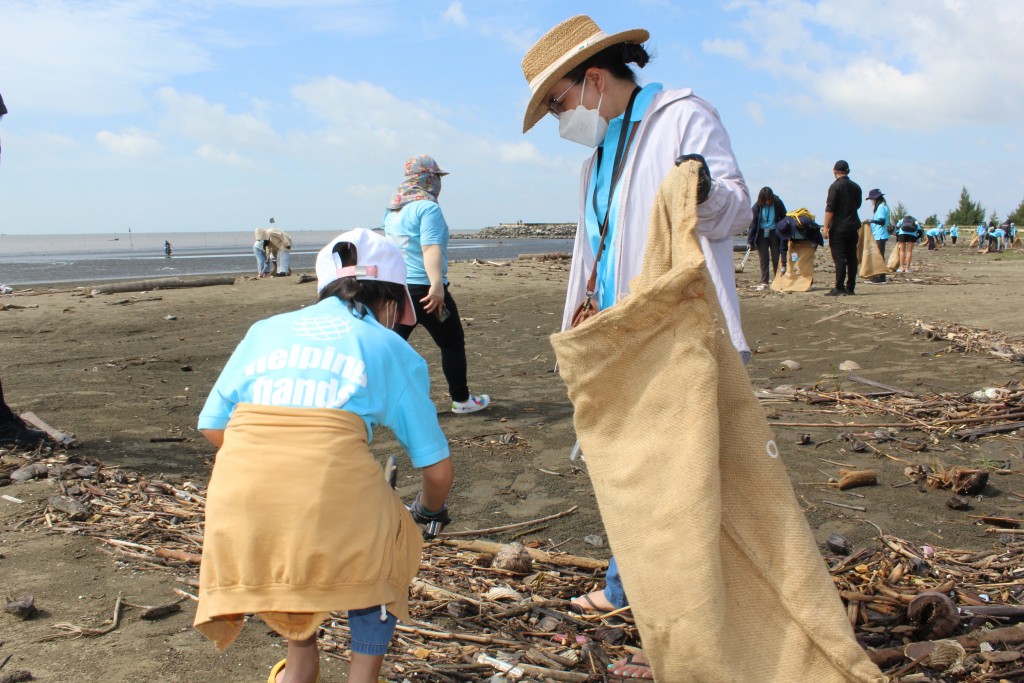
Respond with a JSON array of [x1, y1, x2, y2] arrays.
[[895, 268, 904, 273], [452, 393, 490, 414]]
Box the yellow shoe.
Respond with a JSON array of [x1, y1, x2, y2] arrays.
[[267, 658, 321, 683], [268, 659, 286, 683]]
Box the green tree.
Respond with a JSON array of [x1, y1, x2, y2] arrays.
[[891, 201, 908, 224], [988, 209, 1000, 226], [924, 214, 938, 226], [946, 186, 985, 226], [1007, 197, 1024, 225]]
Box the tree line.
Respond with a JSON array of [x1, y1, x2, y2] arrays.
[[889, 187, 1024, 227]]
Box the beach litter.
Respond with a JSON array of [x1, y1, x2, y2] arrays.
[[6, 449, 1024, 681]]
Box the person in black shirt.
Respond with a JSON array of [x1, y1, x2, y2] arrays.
[[822, 160, 862, 296]]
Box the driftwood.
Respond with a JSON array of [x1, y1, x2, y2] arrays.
[[516, 252, 571, 261], [441, 539, 608, 571], [835, 469, 878, 491], [19, 412, 76, 447], [845, 374, 915, 397], [89, 275, 236, 296], [867, 624, 1024, 668]]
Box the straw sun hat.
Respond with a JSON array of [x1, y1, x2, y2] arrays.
[[521, 15, 648, 133]]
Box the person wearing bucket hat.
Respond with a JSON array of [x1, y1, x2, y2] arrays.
[[195, 227, 454, 683], [383, 154, 490, 415], [521, 15, 750, 680], [822, 160, 862, 295], [865, 188, 890, 283]]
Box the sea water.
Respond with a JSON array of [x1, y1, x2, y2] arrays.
[[0, 231, 574, 287]]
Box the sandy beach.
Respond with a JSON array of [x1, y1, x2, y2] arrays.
[[2, 241, 1023, 681]]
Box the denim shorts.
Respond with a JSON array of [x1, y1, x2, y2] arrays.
[[348, 606, 397, 656]]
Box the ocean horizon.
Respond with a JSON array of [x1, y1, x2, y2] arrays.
[[0, 230, 573, 287]]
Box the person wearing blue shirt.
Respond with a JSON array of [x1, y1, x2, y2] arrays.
[[925, 226, 942, 250], [977, 224, 987, 250], [383, 155, 490, 415], [949, 224, 959, 245], [746, 187, 787, 286], [195, 229, 454, 683], [865, 189, 890, 283], [895, 215, 922, 273]]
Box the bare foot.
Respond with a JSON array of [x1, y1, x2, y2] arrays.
[[609, 651, 653, 679], [570, 589, 616, 613]]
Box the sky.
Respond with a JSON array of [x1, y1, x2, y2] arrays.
[[1, 0, 1022, 235]]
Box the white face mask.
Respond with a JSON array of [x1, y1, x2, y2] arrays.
[[558, 79, 607, 148]]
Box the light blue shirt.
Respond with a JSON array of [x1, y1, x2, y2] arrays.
[[871, 204, 890, 241], [586, 82, 663, 310], [383, 200, 449, 286], [198, 297, 450, 468], [950, 226, 959, 237], [759, 205, 776, 238], [926, 228, 941, 237]]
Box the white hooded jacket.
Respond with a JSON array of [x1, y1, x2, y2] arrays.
[[560, 88, 751, 355]]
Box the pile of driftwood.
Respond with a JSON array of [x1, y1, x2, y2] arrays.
[[832, 527, 1024, 681], [761, 376, 1024, 442], [913, 320, 1024, 365], [12, 454, 1024, 681]]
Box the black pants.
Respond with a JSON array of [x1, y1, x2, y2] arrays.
[[0, 379, 17, 424], [951, 236, 957, 245], [755, 231, 780, 284], [871, 239, 888, 282], [830, 228, 859, 292], [395, 284, 470, 403]]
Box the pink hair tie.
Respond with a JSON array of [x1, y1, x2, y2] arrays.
[[338, 265, 379, 278]]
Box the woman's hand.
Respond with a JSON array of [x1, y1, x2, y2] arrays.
[[420, 283, 444, 314]]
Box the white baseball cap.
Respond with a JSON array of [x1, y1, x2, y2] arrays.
[[315, 228, 416, 326]]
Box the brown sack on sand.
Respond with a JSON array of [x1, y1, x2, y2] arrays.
[[886, 243, 901, 271], [969, 235, 980, 248], [858, 223, 890, 278], [771, 241, 816, 292], [550, 162, 885, 683]]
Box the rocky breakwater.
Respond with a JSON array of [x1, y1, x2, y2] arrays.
[[455, 222, 577, 239]]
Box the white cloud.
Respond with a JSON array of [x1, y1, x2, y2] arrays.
[[703, 38, 749, 60], [196, 144, 254, 168], [717, 0, 1024, 129], [0, 1, 210, 115], [156, 87, 281, 152], [96, 129, 163, 157], [443, 2, 468, 28], [744, 102, 765, 125]]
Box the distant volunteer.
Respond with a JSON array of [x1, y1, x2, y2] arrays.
[[520, 15, 750, 679], [265, 227, 293, 276], [195, 229, 454, 683], [895, 215, 923, 273], [865, 188, 890, 283], [949, 224, 959, 245], [383, 155, 490, 414], [746, 187, 787, 286]]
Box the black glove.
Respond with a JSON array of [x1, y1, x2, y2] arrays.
[[409, 494, 451, 539], [675, 153, 712, 204]]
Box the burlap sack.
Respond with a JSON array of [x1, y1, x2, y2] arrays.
[[858, 223, 889, 278], [550, 162, 885, 683], [770, 241, 816, 292], [886, 243, 901, 271], [969, 235, 980, 248]]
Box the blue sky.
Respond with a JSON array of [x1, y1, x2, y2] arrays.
[[1, 0, 1022, 235]]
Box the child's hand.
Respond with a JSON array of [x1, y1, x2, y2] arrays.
[[409, 495, 451, 538]]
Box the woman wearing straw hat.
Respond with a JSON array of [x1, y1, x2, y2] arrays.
[[521, 15, 750, 679], [521, 15, 749, 359]]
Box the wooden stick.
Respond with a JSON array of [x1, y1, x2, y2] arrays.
[[845, 374, 916, 397], [441, 539, 607, 571], [89, 275, 236, 296], [18, 411, 77, 447], [821, 500, 866, 512], [835, 469, 878, 491], [441, 505, 578, 538]]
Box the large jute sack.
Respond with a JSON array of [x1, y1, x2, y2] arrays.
[[969, 235, 980, 248], [770, 241, 816, 292], [858, 223, 889, 278], [886, 243, 901, 271], [550, 162, 885, 683]]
